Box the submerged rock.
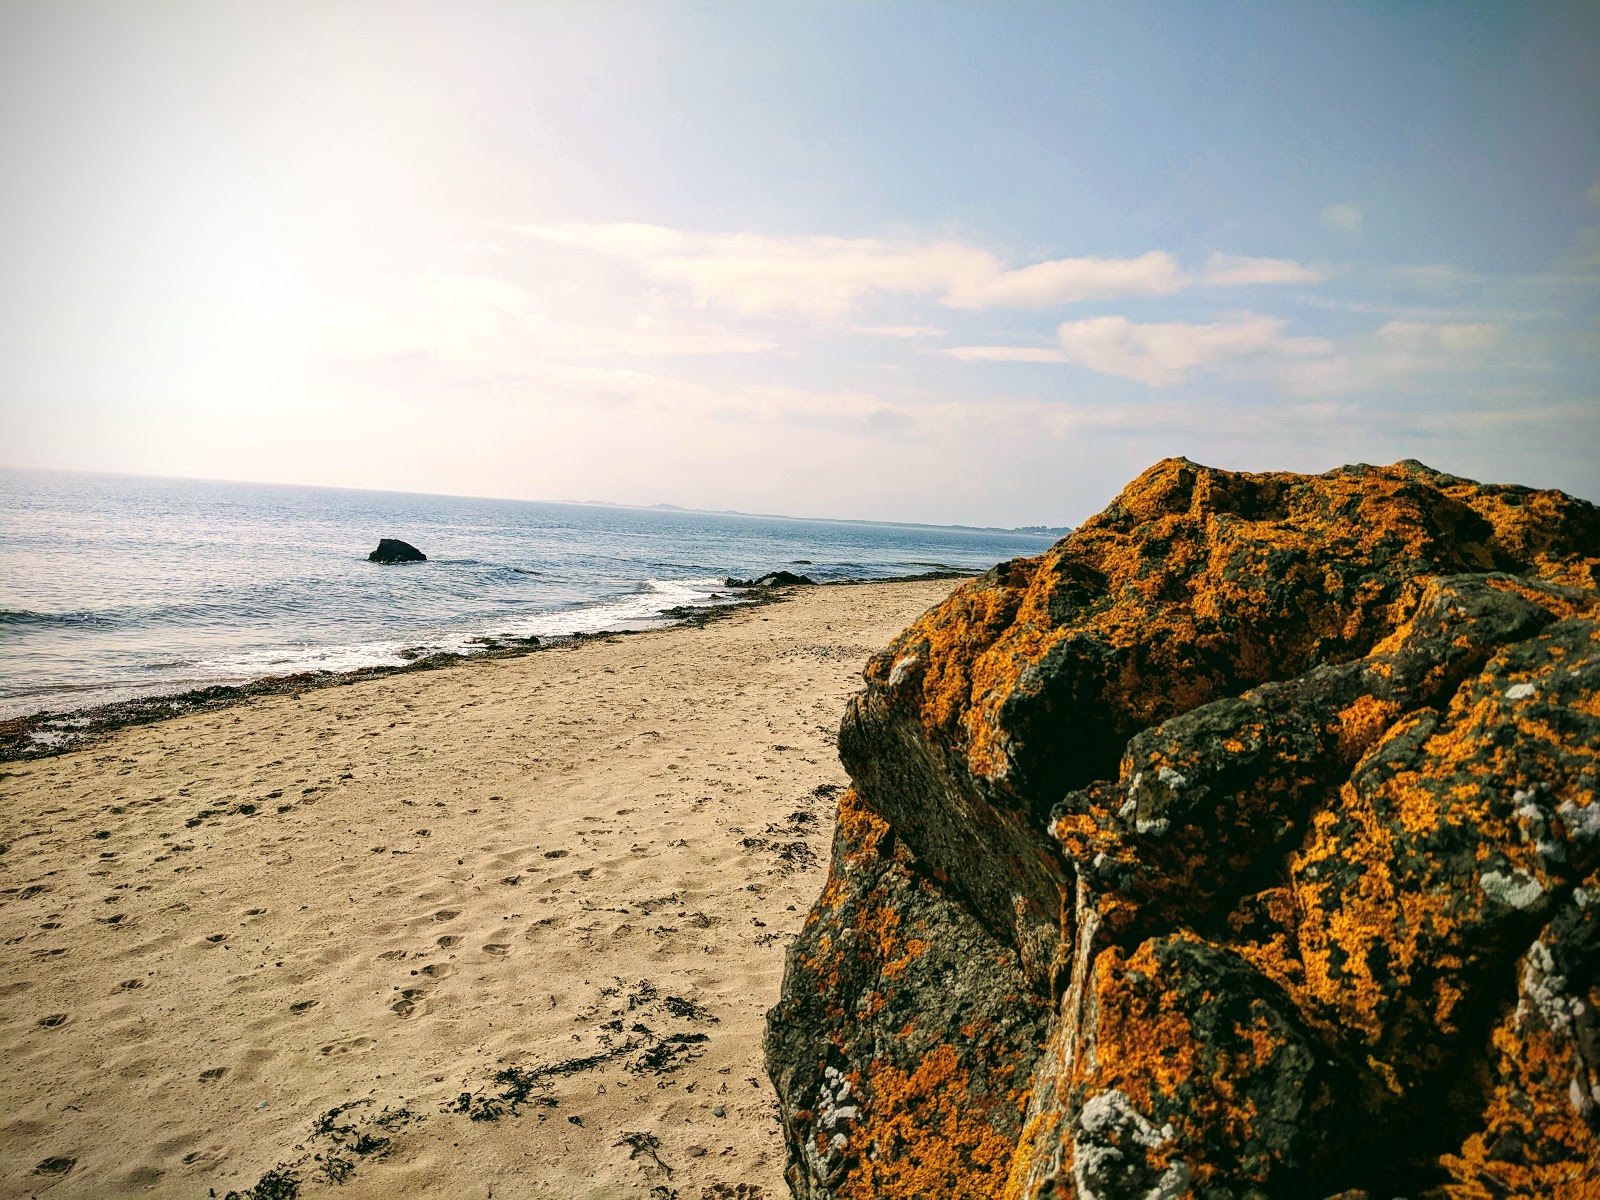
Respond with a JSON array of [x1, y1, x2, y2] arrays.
[[766, 457, 1600, 1198], [368, 538, 426, 563]]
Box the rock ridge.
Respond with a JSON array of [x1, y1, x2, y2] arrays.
[[766, 457, 1600, 1198]]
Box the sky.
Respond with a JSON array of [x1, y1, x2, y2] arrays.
[[1, 2, 1597, 526]]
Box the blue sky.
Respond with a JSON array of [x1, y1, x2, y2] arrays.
[[2, 1, 1596, 524]]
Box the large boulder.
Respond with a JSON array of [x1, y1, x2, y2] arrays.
[[368, 538, 427, 563], [766, 458, 1600, 1198]]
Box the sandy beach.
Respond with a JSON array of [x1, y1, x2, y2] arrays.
[[0, 578, 958, 1200]]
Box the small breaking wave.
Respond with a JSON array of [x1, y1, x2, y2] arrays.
[[0, 608, 109, 627]]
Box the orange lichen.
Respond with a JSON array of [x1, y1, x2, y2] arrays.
[[876, 458, 1598, 794], [1439, 988, 1600, 1196], [777, 458, 1600, 1197], [839, 1043, 1025, 1199], [1332, 694, 1403, 760]]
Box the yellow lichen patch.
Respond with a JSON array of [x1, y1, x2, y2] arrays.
[[879, 459, 1596, 793], [1483, 574, 1600, 620], [1332, 694, 1404, 761], [1439, 989, 1600, 1196], [855, 901, 926, 980], [836, 787, 890, 860], [782, 457, 1599, 1197], [1076, 938, 1295, 1186], [839, 1043, 1025, 1199]]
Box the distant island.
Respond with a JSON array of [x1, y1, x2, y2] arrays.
[[573, 498, 1073, 538]]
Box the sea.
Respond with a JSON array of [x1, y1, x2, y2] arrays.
[[0, 468, 1063, 720]]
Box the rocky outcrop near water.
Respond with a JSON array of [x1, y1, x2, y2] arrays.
[[369, 538, 426, 563], [765, 458, 1600, 1198], [726, 570, 817, 588]]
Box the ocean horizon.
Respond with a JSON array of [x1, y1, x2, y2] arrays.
[[0, 467, 1062, 719]]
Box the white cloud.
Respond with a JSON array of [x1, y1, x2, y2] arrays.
[[1201, 253, 1326, 287], [1051, 313, 1331, 386], [1323, 204, 1364, 234], [517, 222, 1320, 316]]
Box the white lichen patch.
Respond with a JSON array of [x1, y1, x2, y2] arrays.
[[1558, 799, 1600, 845], [1156, 766, 1188, 789], [887, 655, 921, 688], [803, 1065, 860, 1183], [1071, 1088, 1190, 1200], [1504, 682, 1538, 701], [1479, 869, 1547, 911]]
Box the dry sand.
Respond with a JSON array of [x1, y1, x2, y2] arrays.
[[0, 578, 958, 1200]]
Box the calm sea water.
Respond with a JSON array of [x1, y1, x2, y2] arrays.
[[0, 469, 1061, 718]]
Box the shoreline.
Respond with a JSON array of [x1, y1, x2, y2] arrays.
[[0, 574, 963, 1199], [0, 571, 977, 765]]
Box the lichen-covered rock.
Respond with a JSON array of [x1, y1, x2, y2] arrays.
[[766, 458, 1600, 1198], [767, 789, 1050, 1197]]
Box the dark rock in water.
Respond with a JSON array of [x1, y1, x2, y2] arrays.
[[723, 570, 815, 589], [368, 538, 426, 564], [765, 457, 1600, 1198]]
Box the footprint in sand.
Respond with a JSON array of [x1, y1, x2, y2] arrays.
[[391, 988, 428, 1019], [419, 963, 454, 979], [436, 935, 460, 948], [198, 1067, 227, 1082], [376, 949, 407, 961], [32, 1157, 76, 1177], [37, 1013, 69, 1028], [482, 943, 510, 956], [117, 979, 145, 991], [289, 999, 320, 1013], [432, 909, 459, 922], [320, 1036, 376, 1057]]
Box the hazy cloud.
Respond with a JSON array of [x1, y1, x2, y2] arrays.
[[1375, 320, 1503, 353], [943, 345, 1069, 363], [1051, 313, 1331, 386], [847, 324, 948, 338], [947, 311, 1518, 394], [1276, 319, 1508, 395], [1323, 204, 1364, 234], [942, 250, 1187, 307], [1201, 253, 1326, 287], [517, 222, 1322, 317]]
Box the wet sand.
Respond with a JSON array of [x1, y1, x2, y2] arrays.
[[0, 578, 957, 1200]]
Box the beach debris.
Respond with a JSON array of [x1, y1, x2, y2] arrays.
[[617, 1130, 673, 1178], [214, 1164, 299, 1200], [367, 538, 426, 563], [215, 1102, 415, 1198]]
